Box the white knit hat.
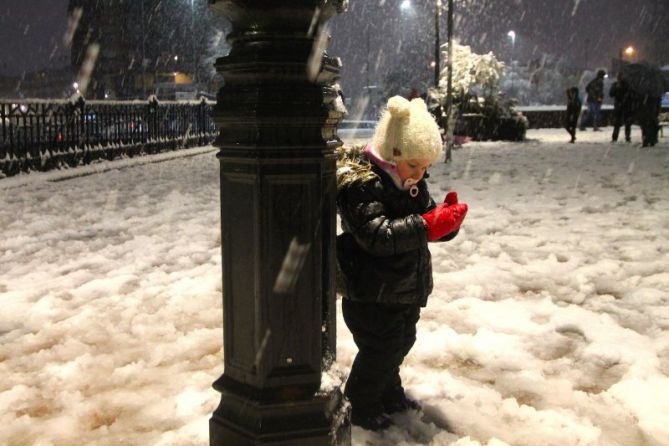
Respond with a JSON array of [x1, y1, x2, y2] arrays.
[[372, 96, 442, 163]]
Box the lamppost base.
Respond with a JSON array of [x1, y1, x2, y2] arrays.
[[209, 379, 350, 446]]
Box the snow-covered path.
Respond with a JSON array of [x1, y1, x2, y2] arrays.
[[1, 128, 668, 445]]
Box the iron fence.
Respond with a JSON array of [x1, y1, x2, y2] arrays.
[[0, 97, 218, 177]]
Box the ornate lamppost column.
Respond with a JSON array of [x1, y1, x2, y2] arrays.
[[207, 1, 349, 445]]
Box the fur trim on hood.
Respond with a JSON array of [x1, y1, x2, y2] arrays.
[[336, 144, 377, 190]]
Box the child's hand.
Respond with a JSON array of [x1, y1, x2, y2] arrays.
[[421, 202, 468, 241]]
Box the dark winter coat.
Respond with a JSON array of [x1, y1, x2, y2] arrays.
[[609, 79, 632, 113], [586, 77, 605, 104], [565, 88, 582, 126], [336, 149, 440, 307], [636, 94, 662, 147]]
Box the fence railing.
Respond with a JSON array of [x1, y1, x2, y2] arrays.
[[0, 97, 218, 177]]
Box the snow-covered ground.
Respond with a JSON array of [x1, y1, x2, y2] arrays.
[[1, 128, 668, 446]]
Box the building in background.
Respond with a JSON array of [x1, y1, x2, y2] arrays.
[[67, 0, 229, 99], [0, 67, 74, 99]]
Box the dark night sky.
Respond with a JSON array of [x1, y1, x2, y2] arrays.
[[0, 0, 70, 75], [329, 0, 669, 97], [1, 0, 667, 96]]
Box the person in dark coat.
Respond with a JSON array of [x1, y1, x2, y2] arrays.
[[636, 94, 662, 147], [610, 72, 633, 142], [580, 69, 606, 131], [336, 96, 468, 431], [565, 86, 581, 143]]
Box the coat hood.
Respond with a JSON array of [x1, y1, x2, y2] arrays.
[[336, 144, 377, 191]]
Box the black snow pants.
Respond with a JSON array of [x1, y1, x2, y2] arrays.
[[342, 299, 421, 417]]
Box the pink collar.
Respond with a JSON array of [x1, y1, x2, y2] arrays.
[[363, 145, 397, 173], [364, 145, 419, 196]]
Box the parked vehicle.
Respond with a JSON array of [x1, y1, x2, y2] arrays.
[[337, 120, 376, 142]]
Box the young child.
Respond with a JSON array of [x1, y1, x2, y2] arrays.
[[336, 96, 468, 431], [565, 86, 581, 143]]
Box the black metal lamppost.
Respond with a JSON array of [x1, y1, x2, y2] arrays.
[[207, 1, 350, 444]]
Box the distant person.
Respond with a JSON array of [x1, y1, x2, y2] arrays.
[[336, 96, 468, 431], [565, 87, 581, 143], [609, 72, 632, 143], [636, 94, 662, 147], [580, 69, 606, 131]]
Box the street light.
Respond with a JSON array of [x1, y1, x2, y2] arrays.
[[140, 0, 146, 98], [624, 45, 635, 60], [617, 45, 635, 73], [507, 31, 516, 92], [444, 0, 454, 163], [396, 0, 454, 162], [507, 30, 516, 61], [434, 0, 442, 88], [399, 0, 441, 88], [190, 0, 197, 85]]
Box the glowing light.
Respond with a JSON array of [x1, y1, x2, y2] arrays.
[[400, 0, 411, 10]]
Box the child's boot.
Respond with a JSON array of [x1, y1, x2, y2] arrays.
[[351, 408, 393, 431], [383, 394, 421, 414]]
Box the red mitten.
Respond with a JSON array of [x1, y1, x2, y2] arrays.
[[444, 191, 458, 206], [421, 202, 468, 241]]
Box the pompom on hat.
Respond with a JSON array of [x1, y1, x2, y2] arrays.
[[372, 95, 442, 164]]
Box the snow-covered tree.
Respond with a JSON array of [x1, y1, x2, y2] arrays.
[[432, 41, 525, 142], [436, 41, 505, 98]]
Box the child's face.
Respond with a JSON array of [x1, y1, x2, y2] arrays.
[[396, 158, 432, 183]]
